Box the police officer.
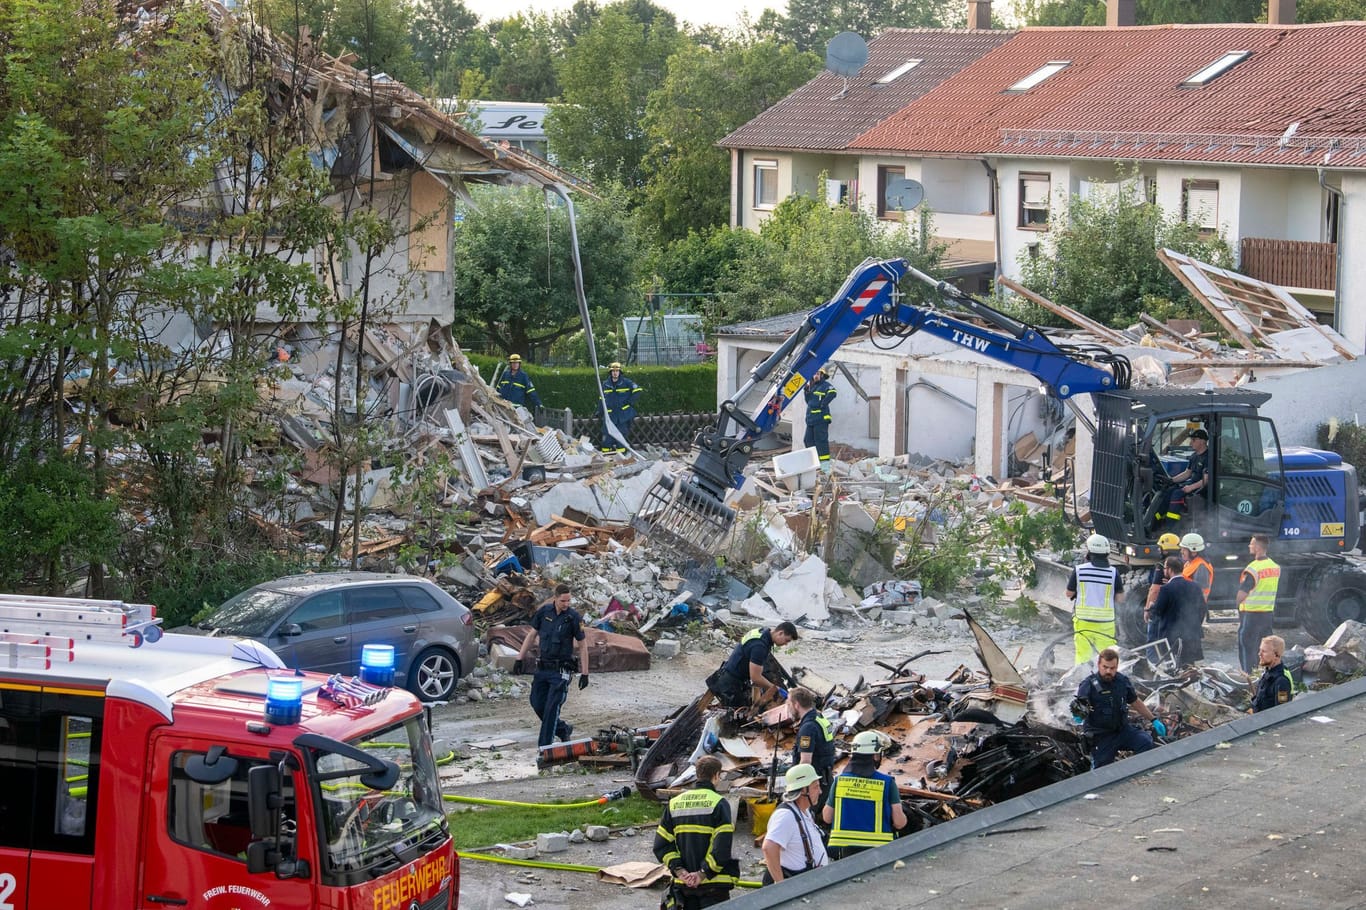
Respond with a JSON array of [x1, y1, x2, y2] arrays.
[[1074, 647, 1165, 769], [1143, 532, 1181, 654], [803, 369, 837, 470], [653, 755, 738, 910], [705, 623, 798, 710], [1250, 635, 1295, 713], [600, 362, 641, 454], [821, 731, 907, 859], [1067, 534, 1123, 666], [513, 583, 590, 751], [787, 687, 834, 815], [1236, 534, 1280, 673], [496, 353, 542, 409]]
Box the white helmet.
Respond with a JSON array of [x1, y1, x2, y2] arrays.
[[1180, 532, 1205, 552], [1086, 533, 1110, 555], [851, 730, 888, 755]]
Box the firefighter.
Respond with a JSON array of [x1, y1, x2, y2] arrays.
[[822, 731, 907, 860], [1073, 647, 1165, 769], [705, 623, 798, 710], [1236, 534, 1280, 673], [1180, 532, 1214, 622], [513, 583, 590, 752], [1143, 532, 1182, 655], [1250, 635, 1295, 713], [1067, 534, 1123, 666], [787, 687, 834, 816], [600, 362, 641, 454], [803, 368, 837, 470], [496, 354, 542, 409], [653, 755, 738, 910]]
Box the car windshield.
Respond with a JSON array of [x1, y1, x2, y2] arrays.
[[313, 718, 447, 877], [197, 588, 299, 636]]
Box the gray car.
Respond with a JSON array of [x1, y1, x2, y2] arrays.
[[186, 572, 476, 702]]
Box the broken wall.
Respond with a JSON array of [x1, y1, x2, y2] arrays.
[[1252, 357, 1366, 447], [1342, 172, 1366, 352]]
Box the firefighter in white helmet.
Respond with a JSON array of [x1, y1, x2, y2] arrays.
[[1067, 533, 1123, 666], [821, 731, 907, 859]]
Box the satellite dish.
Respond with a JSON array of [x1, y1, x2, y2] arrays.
[[885, 177, 925, 213], [825, 32, 868, 77]]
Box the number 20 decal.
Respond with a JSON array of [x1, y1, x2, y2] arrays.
[[0, 872, 16, 910]]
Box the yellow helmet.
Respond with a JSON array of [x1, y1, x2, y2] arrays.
[[1157, 533, 1181, 551], [508, 354, 522, 362], [609, 362, 622, 370]]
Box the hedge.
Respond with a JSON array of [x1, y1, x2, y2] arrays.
[[466, 354, 717, 416]]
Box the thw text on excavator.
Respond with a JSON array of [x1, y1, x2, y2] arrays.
[[633, 258, 1366, 642]]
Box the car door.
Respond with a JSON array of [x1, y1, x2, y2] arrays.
[[346, 586, 419, 676], [268, 591, 351, 675]]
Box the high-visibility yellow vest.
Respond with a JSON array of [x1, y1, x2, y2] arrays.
[[1074, 562, 1118, 623], [1240, 558, 1280, 613], [828, 774, 894, 848]]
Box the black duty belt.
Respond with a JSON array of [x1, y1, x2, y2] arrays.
[[538, 658, 577, 672]]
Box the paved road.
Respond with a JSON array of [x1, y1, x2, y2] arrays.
[[726, 675, 1366, 910]]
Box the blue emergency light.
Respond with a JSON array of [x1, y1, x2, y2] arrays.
[[360, 644, 396, 687], [264, 676, 304, 725]]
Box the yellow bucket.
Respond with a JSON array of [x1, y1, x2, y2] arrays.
[[747, 797, 777, 836]]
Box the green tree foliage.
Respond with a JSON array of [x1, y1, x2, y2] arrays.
[[1298, 0, 1366, 19], [778, 0, 962, 54], [1017, 0, 1334, 25], [548, 1, 684, 189], [650, 227, 765, 298], [639, 39, 820, 243], [1017, 187, 1234, 329], [409, 0, 479, 93], [452, 186, 639, 357], [486, 16, 561, 101], [261, 0, 420, 84]]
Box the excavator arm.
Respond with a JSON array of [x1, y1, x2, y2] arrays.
[[635, 258, 1130, 557]]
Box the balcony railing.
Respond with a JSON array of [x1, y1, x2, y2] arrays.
[[1239, 237, 1336, 290]]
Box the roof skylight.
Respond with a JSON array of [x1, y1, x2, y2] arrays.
[[876, 59, 923, 85], [1182, 51, 1250, 86], [1005, 61, 1070, 93]]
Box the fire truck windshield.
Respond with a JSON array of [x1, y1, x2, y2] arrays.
[[312, 716, 447, 876]]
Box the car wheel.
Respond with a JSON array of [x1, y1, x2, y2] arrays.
[[409, 647, 460, 702]]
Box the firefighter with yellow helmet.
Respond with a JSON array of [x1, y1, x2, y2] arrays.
[[600, 361, 641, 454], [1143, 532, 1182, 654], [821, 731, 907, 859]]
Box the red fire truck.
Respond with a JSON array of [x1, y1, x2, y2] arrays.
[[0, 594, 457, 909]]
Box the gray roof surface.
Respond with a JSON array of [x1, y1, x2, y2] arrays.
[[720, 29, 1016, 152]]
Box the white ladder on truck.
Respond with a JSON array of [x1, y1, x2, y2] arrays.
[[0, 594, 164, 669]]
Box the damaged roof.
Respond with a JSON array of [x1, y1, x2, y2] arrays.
[[852, 22, 1366, 168]]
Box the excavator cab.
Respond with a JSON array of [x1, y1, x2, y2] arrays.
[[1089, 388, 1286, 554]]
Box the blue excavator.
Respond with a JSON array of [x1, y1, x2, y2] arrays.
[[633, 258, 1366, 643]]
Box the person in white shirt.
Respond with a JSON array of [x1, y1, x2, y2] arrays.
[[762, 764, 830, 884]]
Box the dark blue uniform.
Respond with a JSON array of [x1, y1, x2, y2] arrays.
[[1155, 448, 1206, 524], [803, 378, 836, 464], [1151, 575, 1205, 666], [793, 707, 835, 812], [600, 372, 641, 453], [1075, 670, 1154, 769], [528, 600, 585, 747], [496, 365, 541, 408], [707, 628, 774, 707], [1252, 663, 1294, 712]]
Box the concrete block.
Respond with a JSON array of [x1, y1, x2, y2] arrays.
[[653, 639, 680, 659], [568, 829, 587, 844], [500, 844, 537, 860], [537, 832, 570, 854], [761, 554, 832, 622], [585, 825, 611, 842]]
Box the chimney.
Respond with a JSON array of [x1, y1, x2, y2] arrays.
[[1268, 0, 1296, 24], [967, 0, 991, 29], [1107, 0, 1136, 27]]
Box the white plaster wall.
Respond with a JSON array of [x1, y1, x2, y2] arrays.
[[1239, 170, 1292, 242], [1256, 359, 1366, 446], [1152, 165, 1242, 245], [921, 158, 992, 216], [997, 159, 1073, 281], [855, 155, 924, 220], [789, 152, 857, 203], [1339, 172, 1366, 352], [734, 150, 795, 230]]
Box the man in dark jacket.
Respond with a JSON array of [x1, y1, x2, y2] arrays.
[[1251, 635, 1295, 713], [496, 354, 541, 409], [803, 369, 837, 469], [600, 362, 641, 454], [653, 756, 738, 910], [513, 583, 589, 751], [1149, 555, 1205, 667], [1074, 647, 1165, 769], [787, 686, 834, 815], [706, 623, 798, 710]]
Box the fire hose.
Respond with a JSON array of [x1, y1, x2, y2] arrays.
[[459, 850, 763, 888], [443, 787, 633, 809]]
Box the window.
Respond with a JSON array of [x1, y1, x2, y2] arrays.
[[1019, 173, 1050, 228], [1181, 51, 1249, 87], [0, 689, 103, 855], [1182, 179, 1219, 233], [877, 166, 910, 220], [169, 751, 295, 861], [399, 585, 444, 614], [346, 586, 410, 623], [753, 160, 778, 208], [876, 59, 922, 85], [1005, 61, 1069, 93], [287, 592, 345, 631], [1145, 176, 1158, 204]]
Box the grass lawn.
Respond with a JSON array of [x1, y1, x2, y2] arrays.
[[447, 793, 664, 849]]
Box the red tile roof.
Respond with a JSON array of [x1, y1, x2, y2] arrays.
[[851, 23, 1366, 168], [719, 29, 1015, 151]]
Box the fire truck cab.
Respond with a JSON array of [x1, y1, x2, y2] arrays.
[[0, 594, 457, 910]]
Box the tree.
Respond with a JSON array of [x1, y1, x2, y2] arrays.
[[262, 0, 420, 84], [639, 39, 820, 243], [1017, 184, 1234, 329], [1020, 0, 1285, 25], [409, 0, 479, 93], [452, 186, 639, 357], [779, 0, 961, 54], [1299, 0, 1366, 20], [547, 1, 683, 190], [486, 16, 560, 101]]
